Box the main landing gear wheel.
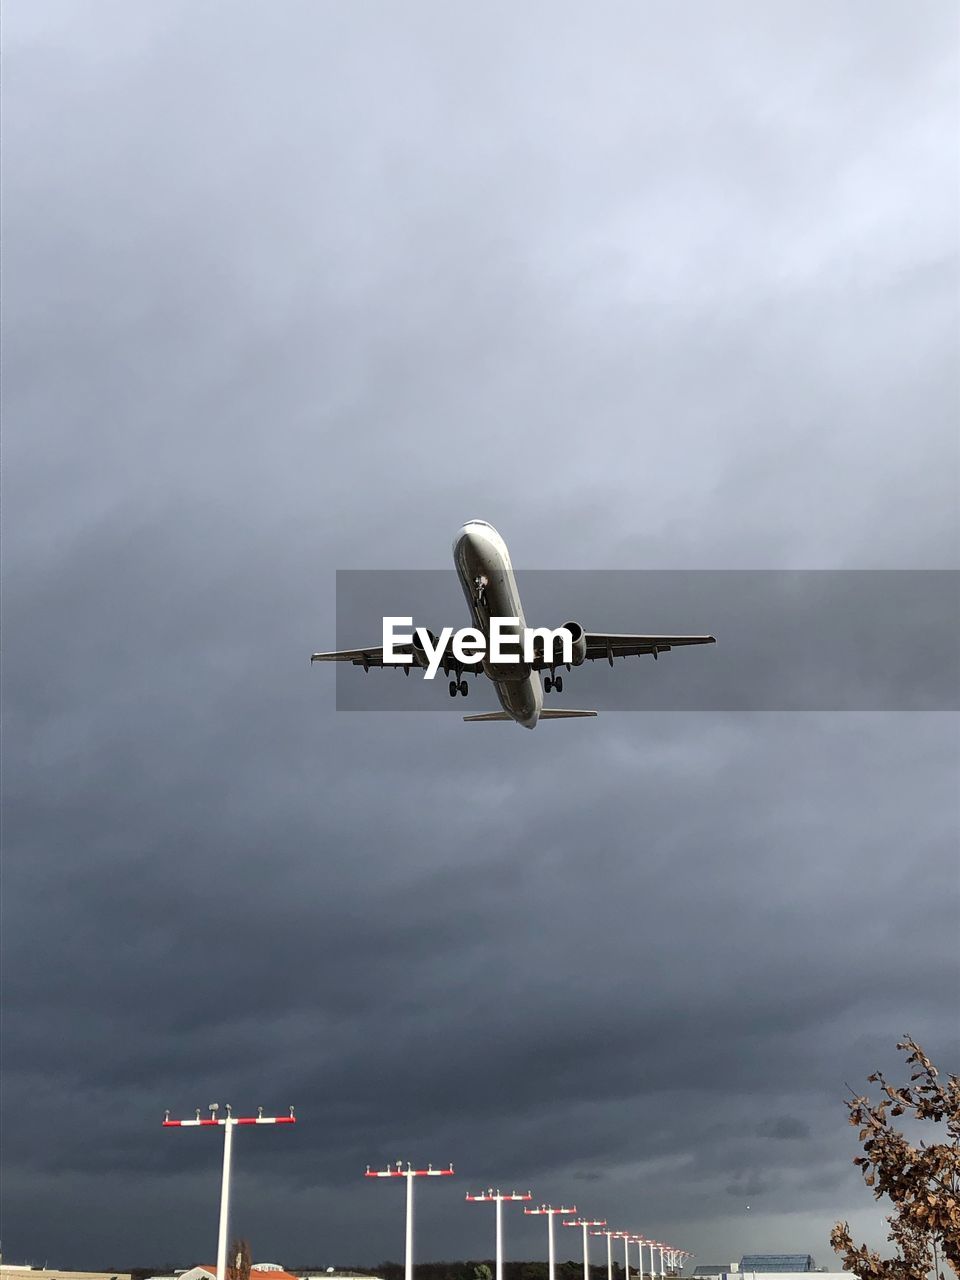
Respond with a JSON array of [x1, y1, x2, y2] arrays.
[[458, 680, 469, 696], [554, 675, 563, 692], [544, 675, 564, 694], [449, 679, 458, 697], [544, 676, 553, 693]]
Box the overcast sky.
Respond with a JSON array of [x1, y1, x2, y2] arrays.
[[2, 1, 958, 1273]]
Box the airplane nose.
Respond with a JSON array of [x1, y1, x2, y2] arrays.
[[453, 526, 471, 559], [453, 522, 485, 559]]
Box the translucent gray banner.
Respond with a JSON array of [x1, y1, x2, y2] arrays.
[[323, 570, 959, 712]]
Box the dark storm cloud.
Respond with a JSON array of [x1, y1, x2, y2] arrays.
[[2, 0, 957, 1275], [756, 1118, 810, 1142]]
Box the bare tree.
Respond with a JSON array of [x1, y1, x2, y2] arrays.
[[831, 1038, 959, 1278], [227, 1239, 252, 1280]]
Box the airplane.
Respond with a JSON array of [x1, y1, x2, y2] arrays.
[[311, 520, 715, 729]]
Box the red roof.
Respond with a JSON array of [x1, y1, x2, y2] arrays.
[[196, 1268, 299, 1280]]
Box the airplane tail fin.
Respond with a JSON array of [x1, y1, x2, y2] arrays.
[[462, 709, 598, 723]]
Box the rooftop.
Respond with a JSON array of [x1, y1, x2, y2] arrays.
[[739, 1258, 815, 1274]]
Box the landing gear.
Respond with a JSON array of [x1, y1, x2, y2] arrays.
[[554, 675, 563, 693], [474, 575, 488, 608], [449, 678, 470, 697], [459, 679, 468, 696], [544, 674, 564, 694], [449, 679, 458, 697]]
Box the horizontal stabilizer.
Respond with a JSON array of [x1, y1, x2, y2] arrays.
[[538, 709, 598, 719], [462, 709, 598, 723]]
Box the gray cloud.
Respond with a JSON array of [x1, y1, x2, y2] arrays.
[[756, 1118, 810, 1142], [2, 0, 957, 1275]]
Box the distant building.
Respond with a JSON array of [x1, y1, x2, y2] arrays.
[[296, 1274, 383, 1280], [687, 1261, 845, 1280], [734, 1262, 846, 1280], [0, 1271, 130, 1280], [179, 1266, 300, 1280], [739, 1261, 814, 1275]]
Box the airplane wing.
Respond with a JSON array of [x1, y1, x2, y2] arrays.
[[583, 632, 716, 664], [310, 646, 391, 670], [585, 631, 716, 662], [310, 631, 459, 673], [529, 631, 715, 669]]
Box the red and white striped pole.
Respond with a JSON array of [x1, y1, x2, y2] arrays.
[[366, 1161, 454, 1280], [625, 1237, 639, 1279], [163, 1105, 295, 1280], [634, 1239, 650, 1280], [642, 1233, 660, 1274], [641, 1241, 654, 1279], [611, 1231, 632, 1280], [563, 1217, 606, 1280], [466, 1189, 531, 1280], [667, 1247, 687, 1275], [589, 1228, 618, 1280], [524, 1204, 576, 1280]]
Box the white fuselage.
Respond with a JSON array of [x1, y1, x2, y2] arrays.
[[452, 520, 543, 729]]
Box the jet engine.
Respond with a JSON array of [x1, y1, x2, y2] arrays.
[[562, 620, 588, 666], [535, 621, 587, 666]]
